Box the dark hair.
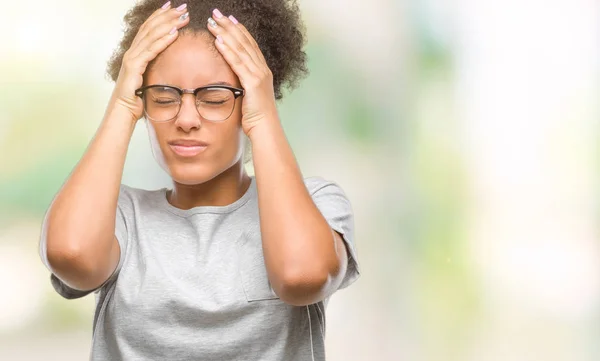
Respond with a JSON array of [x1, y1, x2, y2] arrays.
[[106, 0, 309, 100]]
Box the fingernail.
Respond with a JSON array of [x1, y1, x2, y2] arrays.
[[179, 12, 189, 21], [169, 26, 177, 35], [216, 35, 223, 44], [176, 3, 187, 11], [213, 8, 223, 19], [228, 15, 238, 24], [207, 17, 217, 28], [161, 1, 171, 9]]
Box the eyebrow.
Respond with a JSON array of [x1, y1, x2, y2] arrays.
[[157, 81, 236, 88], [207, 81, 234, 87]]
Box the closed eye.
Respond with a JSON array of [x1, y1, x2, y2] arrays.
[[153, 98, 179, 105]]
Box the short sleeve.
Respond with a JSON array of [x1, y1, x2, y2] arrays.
[[305, 177, 360, 290], [39, 185, 132, 299]]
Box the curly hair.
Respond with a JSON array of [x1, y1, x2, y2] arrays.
[[106, 0, 309, 100]]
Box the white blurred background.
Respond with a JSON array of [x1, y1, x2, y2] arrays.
[[0, 0, 599, 360]]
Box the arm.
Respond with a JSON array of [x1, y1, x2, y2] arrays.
[[249, 121, 349, 306], [206, 11, 350, 306], [43, 106, 135, 292], [42, 3, 191, 293]]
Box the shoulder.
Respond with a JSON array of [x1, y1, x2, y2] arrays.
[[303, 176, 352, 212], [303, 176, 346, 196]]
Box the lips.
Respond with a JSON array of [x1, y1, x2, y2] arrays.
[[168, 139, 209, 157], [168, 139, 209, 147]]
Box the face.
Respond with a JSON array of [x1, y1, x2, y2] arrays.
[[143, 32, 245, 185]]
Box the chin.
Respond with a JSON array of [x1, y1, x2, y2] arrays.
[[167, 163, 220, 186], [165, 154, 244, 186]]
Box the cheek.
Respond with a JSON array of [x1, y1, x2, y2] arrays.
[[147, 122, 169, 148], [216, 121, 244, 153], [215, 106, 243, 145]]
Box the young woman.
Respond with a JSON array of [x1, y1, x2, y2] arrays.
[[39, 1, 359, 360]]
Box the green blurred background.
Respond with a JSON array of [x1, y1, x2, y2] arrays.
[[1, 0, 599, 360]]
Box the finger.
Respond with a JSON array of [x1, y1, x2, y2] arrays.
[[132, 2, 173, 48], [146, 1, 173, 24], [208, 10, 262, 69], [134, 28, 181, 68], [208, 22, 260, 74], [234, 21, 267, 65], [132, 3, 188, 49], [133, 31, 179, 78], [213, 35, 256, 87], [213, 29, 261, 77], [132, 4, 188, 50], [121, 29, 180, 85], [131, 9, 190, 59]]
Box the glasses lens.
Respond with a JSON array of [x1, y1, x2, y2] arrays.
[[144, 86, 181, 122], [196, 88, 236, 122]]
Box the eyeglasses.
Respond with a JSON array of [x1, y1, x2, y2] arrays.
[[135, 84, 245, 123]]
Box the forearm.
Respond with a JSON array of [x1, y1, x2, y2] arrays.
[[249, 118, 340, 296], [45, 103, 135, 270]]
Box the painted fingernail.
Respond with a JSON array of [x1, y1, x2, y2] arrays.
[[228, 15, 238, 24], [216, 35, 223, 44], [207, 17, 217, 28], [213, 8, 223, 19], [179, 12, 189, 21], [176, 3, 187, 11], [169, 26, 177, 35], [161, 1, 171, 9]]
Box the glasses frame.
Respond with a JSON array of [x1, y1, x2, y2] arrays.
[[135, 84, 245, 123]]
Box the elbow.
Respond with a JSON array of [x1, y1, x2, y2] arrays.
[[274, 268, 331, 306], [45, 239, 108, 291], [42, 210, 115, 291], [46, 234, 89, 272], [46, 239, 75, 270], [45, 219, 83, 271]]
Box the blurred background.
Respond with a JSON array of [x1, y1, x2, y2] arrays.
[[0, 0, 599, 360]]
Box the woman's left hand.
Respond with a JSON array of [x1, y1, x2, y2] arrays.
[[207, 8, 278, 137]]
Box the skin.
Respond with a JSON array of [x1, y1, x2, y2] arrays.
[[144, 33, 251, 206], [44, 3, 348, 307]]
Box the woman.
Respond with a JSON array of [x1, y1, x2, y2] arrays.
[[39, 0, 360, 360]]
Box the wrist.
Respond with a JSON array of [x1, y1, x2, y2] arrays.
[[102, 104, 138, 134], [246, 114, 283, 144]]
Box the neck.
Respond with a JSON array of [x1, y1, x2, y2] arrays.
[[167, 162, 252, 210]]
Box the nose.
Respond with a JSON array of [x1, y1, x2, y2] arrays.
[[174, 94, 201, 132]]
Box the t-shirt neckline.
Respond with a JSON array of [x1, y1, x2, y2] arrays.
[[158, 176, 256, 217]]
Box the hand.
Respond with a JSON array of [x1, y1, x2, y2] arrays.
[[110, 1, 190, 124], [206, 9, 278, 136]]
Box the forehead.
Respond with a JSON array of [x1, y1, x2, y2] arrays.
[[145, 32, 238, 87]]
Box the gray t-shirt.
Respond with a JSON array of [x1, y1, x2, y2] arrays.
[[40, 176, 359, 360]]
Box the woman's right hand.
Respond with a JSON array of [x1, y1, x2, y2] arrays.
[[110, 2, 190, 124]]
